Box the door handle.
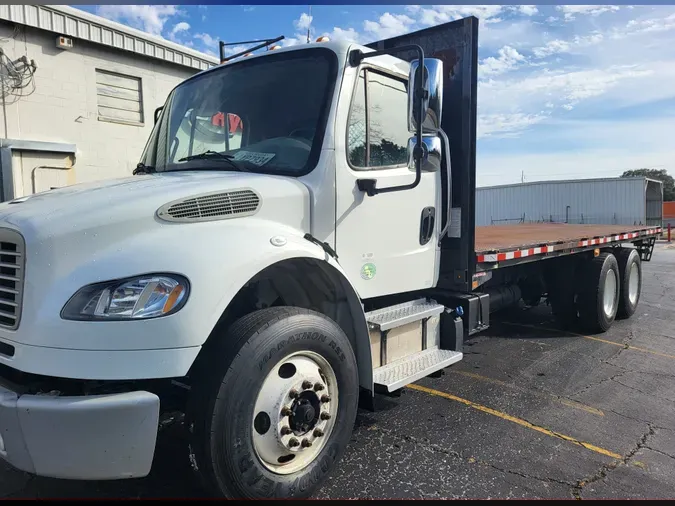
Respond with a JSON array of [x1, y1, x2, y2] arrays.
[[419, 207, 436, 245]]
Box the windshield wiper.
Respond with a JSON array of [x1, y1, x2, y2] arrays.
[[178, 150, 234, 162], [176, 150, 248, 172], [133, 163, 156, 175]]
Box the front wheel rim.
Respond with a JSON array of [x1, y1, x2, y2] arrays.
[[251, 350, 339, 475], [603, 268, 618, 317]]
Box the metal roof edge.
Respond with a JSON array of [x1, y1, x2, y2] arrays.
[[477, 176, 663, 191], [0, 4, 220, 72]]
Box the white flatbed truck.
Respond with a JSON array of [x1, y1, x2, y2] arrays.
[[0, 16, 661, 498]]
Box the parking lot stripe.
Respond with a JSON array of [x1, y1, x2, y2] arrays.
[[450, 370, 605, 416], [502, 322, 675, 361], [408, 383, 622, 459]]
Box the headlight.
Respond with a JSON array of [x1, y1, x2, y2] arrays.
[[61, 274, 189, 321]]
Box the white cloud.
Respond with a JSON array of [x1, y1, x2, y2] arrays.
[[295, 12, 313, 31], [478, 112, 548, 138], [556, 5, 620, 21], [325, 26, 361, 43], [533, 33, 603, 58], [517, 6, 538, 16], [219, 44, 250, 57], [96, 5, 180, 36], [193, 32, 220, 54], [479, 46, 525, 78], [480, 65, 652, 118], [625, 13, 675, 34], [420, 5, 504, 26], [194, 33, 216, 47], [170, 21, 189, 37], [363, 12, 415, 39]]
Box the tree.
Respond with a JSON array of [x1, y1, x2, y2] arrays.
[[621, 168, 675, 201]]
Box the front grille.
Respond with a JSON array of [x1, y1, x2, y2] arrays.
[[0, 229, 25, 330], [157, 189, 261, 223]]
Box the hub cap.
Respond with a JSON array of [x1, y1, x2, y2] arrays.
[[628, 262, 639, 306], [603, 268, 618, 317], [252, 351, 338, 475]]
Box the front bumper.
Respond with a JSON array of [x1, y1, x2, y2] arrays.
[[0, 383, 160, 480]]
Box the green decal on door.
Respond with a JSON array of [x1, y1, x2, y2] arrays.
[[360, 263, 376, 280]]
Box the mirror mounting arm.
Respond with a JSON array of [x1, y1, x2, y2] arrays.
[[350, 45, 425, 197]]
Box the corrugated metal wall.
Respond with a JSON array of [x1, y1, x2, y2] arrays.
[[476, 177, 660, 227]]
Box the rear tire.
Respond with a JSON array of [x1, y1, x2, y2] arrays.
[[615, 248, 641, 319], [577, 253, 620, 333], [186, 307, 359, 499]]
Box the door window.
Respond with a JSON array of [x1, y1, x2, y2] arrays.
[[347, 69, 410, 170]]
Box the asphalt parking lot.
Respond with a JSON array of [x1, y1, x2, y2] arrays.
[[3, 242, 675, 499]]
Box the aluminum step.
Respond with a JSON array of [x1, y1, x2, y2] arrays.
[[365, 299, 445, 331], [373, 348, 463, 392]]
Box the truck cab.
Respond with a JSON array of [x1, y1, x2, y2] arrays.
[[0, 34, 461, 498]]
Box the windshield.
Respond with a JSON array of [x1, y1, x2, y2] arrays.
[[141, 47, 338, 176]]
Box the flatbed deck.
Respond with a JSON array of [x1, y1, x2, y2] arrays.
[[475, 223, 661, 265]]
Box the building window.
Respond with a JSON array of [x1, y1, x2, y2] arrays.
[[95, 69, 144, 125], [347, 68, 410, 170]]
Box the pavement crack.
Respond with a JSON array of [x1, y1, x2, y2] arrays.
[[368, 425, 464, 460], [643, 446, 675, 461], [572, 424, 656, 499], [486, 462, 576, 487], [570, 370, 627, 398], [611, 377, 675, 404]]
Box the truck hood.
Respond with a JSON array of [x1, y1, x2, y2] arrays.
[[0, 171, 311, 244]]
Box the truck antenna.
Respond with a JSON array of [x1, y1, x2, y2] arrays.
[[218, 35, 286, 64], [306, 5, 312, 44]]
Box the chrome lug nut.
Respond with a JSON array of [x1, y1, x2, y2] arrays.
[[302, 380, 313, 390], [320, 412, 331, 420], [288, 438, 300, 448], [280, 426, 292, 436], [313, 383, 325, 392], [301, 438, 312, 448], [313, 428, 324, 437], [320, 394, 330, 403]]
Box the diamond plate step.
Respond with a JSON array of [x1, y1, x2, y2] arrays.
[[365, 299, 445, 331], [373, 348, 463, 392]]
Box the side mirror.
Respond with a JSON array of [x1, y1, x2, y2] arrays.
[[408, 58, 443, 133], [154, 106, 163, 125], [407, 135, 442, 173]]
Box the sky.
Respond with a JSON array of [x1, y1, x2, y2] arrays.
[[74, 4, 675, 187]]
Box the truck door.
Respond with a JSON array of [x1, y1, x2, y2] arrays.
[[334, 61, 441, 299]]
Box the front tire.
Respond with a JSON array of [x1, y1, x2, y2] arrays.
[[187, 307, 359, 499], [577, 252, 620, 333]]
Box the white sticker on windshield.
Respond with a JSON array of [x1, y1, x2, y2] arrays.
[[233, 151, 276, 167]]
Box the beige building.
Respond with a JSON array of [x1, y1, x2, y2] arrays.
[[0, 5, 219, 201]]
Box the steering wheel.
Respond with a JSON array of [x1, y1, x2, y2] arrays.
[[288, 127, 315, 144]]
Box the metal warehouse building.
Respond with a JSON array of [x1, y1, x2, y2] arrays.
[[0, 4, 219, 202], [476, 177, 664, 228]]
